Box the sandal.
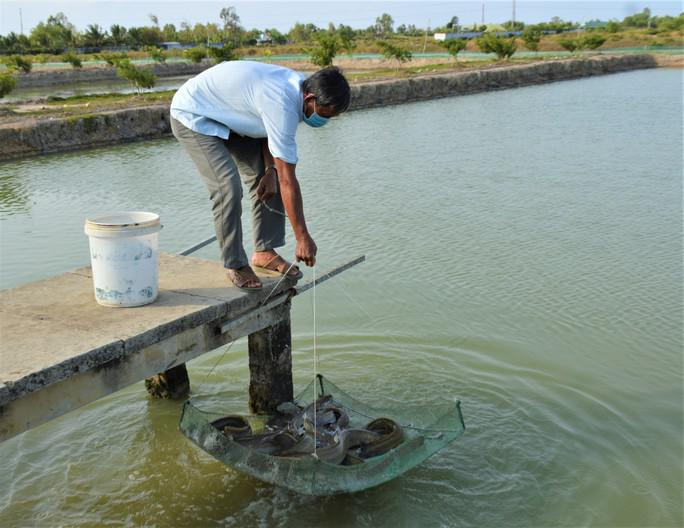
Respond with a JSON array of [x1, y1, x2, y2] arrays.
[[227, 266, 263, 291], [252, 253, 303, 279]]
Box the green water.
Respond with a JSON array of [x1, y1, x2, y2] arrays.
[[0, 69, 682, 527]]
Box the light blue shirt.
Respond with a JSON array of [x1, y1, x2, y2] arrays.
[[171, 61, 305, 164]]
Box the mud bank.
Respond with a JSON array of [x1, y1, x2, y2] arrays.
[[0, 55, 659, 161], [14, 62, 209, 88]]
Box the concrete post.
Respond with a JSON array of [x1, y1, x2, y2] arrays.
[[248, 303, 294, 414], [144, 363, 190, 399]]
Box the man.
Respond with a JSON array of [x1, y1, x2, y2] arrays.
[[170, 61, 351, 290]]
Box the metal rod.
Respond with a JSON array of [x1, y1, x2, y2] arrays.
[[179, 235, 217, 256], [294, 255, 365, 295], [219, 292, 291, 335]]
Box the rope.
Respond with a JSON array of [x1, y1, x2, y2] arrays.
[[262, 201, 287, 217]]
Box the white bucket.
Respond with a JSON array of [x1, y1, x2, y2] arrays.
[[84, 211, 162, 307]]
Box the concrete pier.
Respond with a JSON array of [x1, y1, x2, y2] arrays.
[[0, 252, 317, 442]]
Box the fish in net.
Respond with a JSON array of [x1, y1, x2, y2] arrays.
[[179, 375, 465, 495]]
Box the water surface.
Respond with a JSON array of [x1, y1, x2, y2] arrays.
[[0, 68, 682, 527]]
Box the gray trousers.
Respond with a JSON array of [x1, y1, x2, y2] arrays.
[[171, 117, 286, 269]]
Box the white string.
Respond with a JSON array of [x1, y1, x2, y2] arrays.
[[194, 257, 298, 396], [312, 261, 317, 458]]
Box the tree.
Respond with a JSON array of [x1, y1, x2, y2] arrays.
[[559, 38, 581, 53], [115, 59, 156, 93], [308, 32, 340, 66], [536, 17, 577, 32], [110, 24, 127, 46], [264, 28, 287, 45], [605, 20, 621, 33], [502, 20, 525, 31], [184, 46, 208, 63], [522, 27, 542, 51], [178, 22, 194, 44], [582, 34, 607, 51], [378, 41, 412, 70], [288, 22, 317, 43], [205, 23, 222, 43], [30, 12, 76, 50], [161, 23, 177, 41], [0, 74, 16, 98], [3, 55, 32, 73], [375, 13, 394, 36], [476, 33, 517, 59], [655, 14, 684, 32], [99, 51, 128, 65], [82, 24, 107, 48], [208, 44, 237, 63], [127, 27, 144, 47], [220, 6, 242, 45], [149, 14, 159, 27], [446, 16, 459, 31], [146, 46, 167, 63], [337, 24, 357, 55], [61, 51, 82, 68], [193, 23, 209, 43], [623, 8, 651, 28], [441, 39, 466, 60], [0, 32, 31, 54]]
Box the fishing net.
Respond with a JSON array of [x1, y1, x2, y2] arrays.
[[179, 375, 465, 495]]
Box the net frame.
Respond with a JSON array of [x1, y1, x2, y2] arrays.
[[179, 375, 465, 495]]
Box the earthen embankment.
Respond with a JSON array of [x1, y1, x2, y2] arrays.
[[0, 55, 660, 161]]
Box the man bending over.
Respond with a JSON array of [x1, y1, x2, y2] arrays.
[[170, 62, 351, 290]]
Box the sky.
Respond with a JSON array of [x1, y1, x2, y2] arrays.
[[1, 1, 681, 36]]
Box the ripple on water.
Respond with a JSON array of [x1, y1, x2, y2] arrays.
[[0, 69, 682, 527]]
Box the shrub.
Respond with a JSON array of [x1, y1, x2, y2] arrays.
[[476, 33, 517, 59], [559, 38, 581, 53], [606, 21, 622, 33], [0, 73, 16, 98], [522, 28, 543, 52], [184, 47, 207, 63], [3, 55, 32, 73], [440, 39, 467, 60], [62, 51, 82, 68], [377, 41, 412, 70], [146, 46, 167, 63], [308, 33, 340, 67], [32, 54, 52, 64], [115, 59, 156, 93], [207, 44, 237, 64], [582, 34, 607, 51], [99, 51, 129, 66]]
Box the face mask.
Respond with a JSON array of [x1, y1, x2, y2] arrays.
[[303, 99, 329, 128]]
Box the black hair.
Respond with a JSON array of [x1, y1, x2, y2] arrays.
[[302, 66, 351, 113]]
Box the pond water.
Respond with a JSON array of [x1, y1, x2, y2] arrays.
[[0, 68, 681, 527]]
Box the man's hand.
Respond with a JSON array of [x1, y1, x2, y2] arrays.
[[256, 168, 278, 202], [296, 233, 317, 267]]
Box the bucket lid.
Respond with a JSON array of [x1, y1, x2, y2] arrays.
[[85, 211, 161, 237]]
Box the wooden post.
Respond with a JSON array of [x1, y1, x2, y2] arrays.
[[144, 363, 190, 399], [248, 302, 294, 414]]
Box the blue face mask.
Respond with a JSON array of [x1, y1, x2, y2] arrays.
[[303, 99, 329, 128]]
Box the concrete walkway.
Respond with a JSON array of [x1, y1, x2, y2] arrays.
[[0, 252, 296, 441]]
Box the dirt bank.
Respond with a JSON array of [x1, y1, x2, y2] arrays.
[[0, 54, 659, 162]]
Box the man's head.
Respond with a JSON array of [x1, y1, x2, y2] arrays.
[[302, 66, 351, 122]]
